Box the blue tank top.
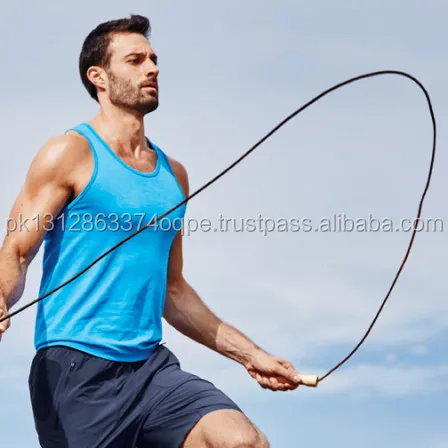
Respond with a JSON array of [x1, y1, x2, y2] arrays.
[[34, 123, 186, 361]]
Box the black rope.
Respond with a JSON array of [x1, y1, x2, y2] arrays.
[[0, 70, 437, 384]]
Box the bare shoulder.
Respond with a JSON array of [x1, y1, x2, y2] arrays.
[[28, 132, 91, 185], [33, 132, 90, 168], [165, 154, 189, 197]]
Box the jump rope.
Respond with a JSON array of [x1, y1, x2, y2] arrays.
[[0, 70, 437, 387]]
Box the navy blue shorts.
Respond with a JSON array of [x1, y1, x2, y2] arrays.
[[28, 344, 241, 447]]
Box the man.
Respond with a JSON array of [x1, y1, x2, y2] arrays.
[[0, 14, 303, 447]]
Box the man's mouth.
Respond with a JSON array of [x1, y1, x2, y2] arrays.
[[141, 82, 158, 90]]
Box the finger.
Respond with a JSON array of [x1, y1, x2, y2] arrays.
[[268, 378, 290, 391], [247, 369, 258, 380], [272, 362, 301, 385], [267, 376, 281, 390], [253, 372, 263, 384], [275, 359, 303, 385], [263, 374, 294, 391], [0, 313, 9, 328], [256, 374, 271, 390], [267, 376, 296, 392], [249, 369, 269, 389], [276, 357, 295, 370], [250, 368, 297, 391], [270, 375, 293, 388], [0, 319, 10, 331], [271, 380, 298, 391], [275, 382, 292, 391]]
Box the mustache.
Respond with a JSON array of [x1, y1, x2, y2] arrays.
[[139, 80, 158, 88]]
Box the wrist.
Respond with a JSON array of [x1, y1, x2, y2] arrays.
[[236, 346, 265, 369], [215, 322, 265, 367]]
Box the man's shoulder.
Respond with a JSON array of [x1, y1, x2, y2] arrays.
[[43, 130, 90, 154], [165, 154, 187, 176], [27, 130, 93, 186], [35, 131, 91, 166], [162, 152, 189, 196]]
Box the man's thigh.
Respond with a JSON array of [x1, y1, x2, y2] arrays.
[[28, 345, 128, 448], [136, 347, 242, 447]]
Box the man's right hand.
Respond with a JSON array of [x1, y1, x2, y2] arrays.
[[0, 303, 11, 341]]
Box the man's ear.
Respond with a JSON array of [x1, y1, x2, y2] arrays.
[[87, 66, 107, 93]]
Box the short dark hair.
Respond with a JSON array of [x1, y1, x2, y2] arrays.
[[79, 14, 151, 101]]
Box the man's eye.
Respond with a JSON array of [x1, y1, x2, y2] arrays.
[[129, 58, 138, 64]]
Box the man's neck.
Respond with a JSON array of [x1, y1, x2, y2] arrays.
[[90, 105, 149, 155]]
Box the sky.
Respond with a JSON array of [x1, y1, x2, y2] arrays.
[[0, 0, 447, 446]]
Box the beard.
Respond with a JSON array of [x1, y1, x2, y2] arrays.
[[107, 70, 159, 115]]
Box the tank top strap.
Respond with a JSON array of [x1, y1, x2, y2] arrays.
[[148, 141, 185, 199], [149, 140, 170, 171], [65, 122, 106, 159], [68, 124, 166, 176]]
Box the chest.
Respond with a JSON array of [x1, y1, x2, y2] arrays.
[[67, 152, 186, 235]]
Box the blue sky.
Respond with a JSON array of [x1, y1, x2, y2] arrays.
[[0, 1, 447, 446]]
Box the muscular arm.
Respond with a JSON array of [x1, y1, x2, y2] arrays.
[[163, 159, 262, 368], [0, 135, 77, 331], [164, 233, 263, 367]]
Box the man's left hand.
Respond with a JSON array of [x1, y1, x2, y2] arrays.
[[244, 350, 302, 392]]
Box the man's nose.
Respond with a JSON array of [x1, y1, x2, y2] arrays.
[[144, 59, 159, 77]]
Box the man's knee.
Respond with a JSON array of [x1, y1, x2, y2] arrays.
[[228, 425, 269, 448], [254, 429, 270, 448], [206, 422, 269, 448], [183, 409, 269, 448]]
